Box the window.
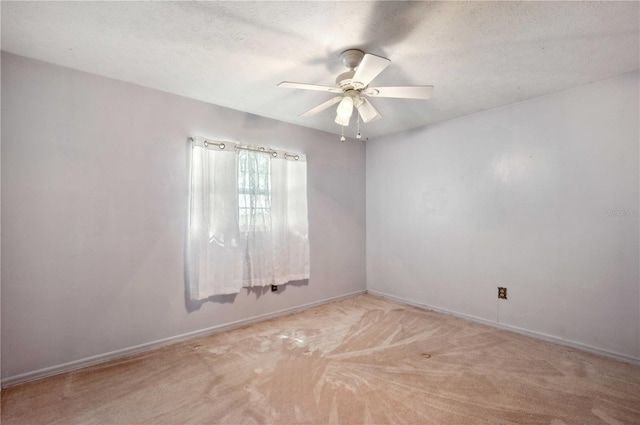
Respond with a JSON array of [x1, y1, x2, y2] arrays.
[[237, 150, 271, 231], [187, 138, 310, 300]]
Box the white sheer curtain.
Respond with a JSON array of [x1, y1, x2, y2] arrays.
[[187, 138, 310, 300], [187, 142, 242, 298], [271, 155, 310, 285], [238, 149, 275, 287]]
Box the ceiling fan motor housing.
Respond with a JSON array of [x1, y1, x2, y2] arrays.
[[336, 71, 366, 91]]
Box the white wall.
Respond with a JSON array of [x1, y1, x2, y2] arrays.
[[367, 72, 640, 361], [1, 53, 366, 381]]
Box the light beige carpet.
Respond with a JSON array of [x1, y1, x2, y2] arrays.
[[2, 294, 640, 424]]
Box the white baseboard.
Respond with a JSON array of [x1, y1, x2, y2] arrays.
[[366, 289, 640, 366], [2, 290, 366, 388]]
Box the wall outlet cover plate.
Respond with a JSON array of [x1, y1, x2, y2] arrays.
[[498, 287, 507, 299]]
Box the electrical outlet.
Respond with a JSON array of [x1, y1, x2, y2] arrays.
[[271, 285, 278, 292], [498, 287, 507, 299]]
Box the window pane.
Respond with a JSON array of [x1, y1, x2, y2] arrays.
[[237, 150, 271, 231]]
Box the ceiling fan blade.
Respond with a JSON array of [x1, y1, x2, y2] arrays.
[[356, 98, 382, 123], [364, 85, 434, 99], [278, 81, 342, 93], [299, 96, 343, 118], [352, 54, 391, 86]]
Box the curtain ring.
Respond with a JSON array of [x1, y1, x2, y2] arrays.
[[204, 141, 209, 147], [219, 143, 225, 149], [271, 151, 278, 157], [295, 155, 299, 160]]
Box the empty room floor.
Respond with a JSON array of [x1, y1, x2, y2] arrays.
[[2, 294, 639, 424]]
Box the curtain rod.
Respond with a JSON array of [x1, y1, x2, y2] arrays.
[[190, 137, 300, 161]]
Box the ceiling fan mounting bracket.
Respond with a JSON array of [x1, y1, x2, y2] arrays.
[[340, 49, 365, 70]]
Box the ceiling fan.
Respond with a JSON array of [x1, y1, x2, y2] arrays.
[[278, 49, 433, 138]]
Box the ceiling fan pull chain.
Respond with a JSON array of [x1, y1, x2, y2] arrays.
[[340, 125, 346, 142], [356, 113, 362, 139]]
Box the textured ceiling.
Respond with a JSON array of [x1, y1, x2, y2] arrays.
[[2, 1, 639, 139]]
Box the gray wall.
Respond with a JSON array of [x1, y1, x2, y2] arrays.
[[1, 53, 366, 380], [367, 72, 640, 361], [0, 52, 2, 387]]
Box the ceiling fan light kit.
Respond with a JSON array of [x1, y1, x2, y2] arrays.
[[335, 95, 354, 123], [278, 49, 434, 142]]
